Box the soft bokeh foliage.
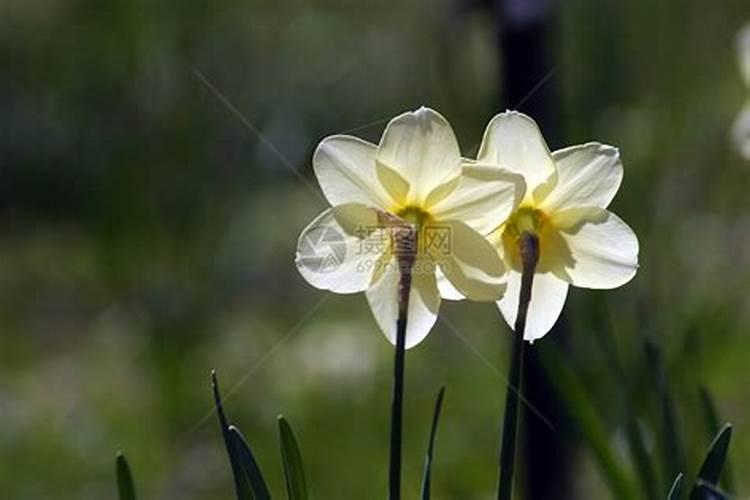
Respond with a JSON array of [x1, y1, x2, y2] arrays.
[[1, 0, 749, 498]]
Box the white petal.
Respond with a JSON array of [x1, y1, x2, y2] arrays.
[[539, 143, 623, 212], [429, 220, 506, 301], [366, 256, 440, 349], [477, 111, 555, 192], [551, 208, 639, 289], [296, 204, 386, 294], [436, 266, 464, 300], [313, 135, 393, 209], [427, 166, 526, 235], [497, 271, 569, 342], [376, 107, 462, 205]]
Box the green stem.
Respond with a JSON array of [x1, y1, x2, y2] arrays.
[[498, 232, 539, 500], [389, 227, 417, 500]]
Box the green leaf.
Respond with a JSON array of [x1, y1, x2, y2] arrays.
[[692, 481, 728, 500], [229, 426, 272, 500], [666, 473, 682, 500], [278, 416, 307, 500], [212, 370, 270, 500], [644, 341, 683, 490], [593, 321, 658, 500], [688, 424, 732, 500], [420, 387, 445, 500], [698, 388, 734, 492], [540, 345, 636, 500], [116, 452, 137, 500]]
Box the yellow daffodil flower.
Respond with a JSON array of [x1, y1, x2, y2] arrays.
[[475, 111, 639, 342], [296, 107, 524, 348]]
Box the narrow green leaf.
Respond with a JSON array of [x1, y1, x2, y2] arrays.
[[540, 345, 636, 500], [666, 473, 682, 500], [213, 370, 254, 500], [688, 424, 732, 500], [116, 452, 137, 500], [644, 341, 683, 490], [692, 481, 728, 500], [229, 426, 272, 500], [420, 387, 445, 500], [593, 321, 658, 500], [278, 416, 307, 500], [698, 388, 734, 492], [213, 370, 270, 500]]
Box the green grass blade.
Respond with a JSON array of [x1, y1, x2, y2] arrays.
[[212, 371, 254, 500], [593, 321, 658, 500], [116, 452, 137, 500], [688, 424, 732, 500], [540, 345, 636, 500], [644, 341, 683, 490], [692, 481, 728, 500], [666, 473, 683, 500], [229, 426, 272, 500], [420, 387, 445, 500], [213, 370, 271, 500], [698, 388, 734, 492], [278, 416, 308, 500]]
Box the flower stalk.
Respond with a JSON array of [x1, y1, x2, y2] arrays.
[[498, 231, 540, 500], [389, 224, 418, 500]]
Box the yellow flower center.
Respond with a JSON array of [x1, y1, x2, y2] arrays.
[[503, 206, 546, 241], [397, 206, 432, 228]]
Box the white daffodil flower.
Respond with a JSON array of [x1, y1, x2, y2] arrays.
[[296, 107, 524, 348], [475, 111, 639, 342]]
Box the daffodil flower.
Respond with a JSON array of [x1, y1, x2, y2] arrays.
[[296, 107, 524, 348], [475, 111, 639, 342]]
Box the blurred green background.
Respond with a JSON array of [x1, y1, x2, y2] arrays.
[[1, 0, 749, 498]]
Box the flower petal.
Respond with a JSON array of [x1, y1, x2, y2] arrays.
[[477, 111, 555, 192], [314, 135, 393, 209], [551, 207, 639, 289], [497, 270, 569, 342], [295, 204, 386, 293], [436, 267, 464, 300], [539, 143, 623, 212], [427, 166, 526, 235], [430, 220, 506, 301], [366, 256, 440, 349], [376, 107, 462, 205]]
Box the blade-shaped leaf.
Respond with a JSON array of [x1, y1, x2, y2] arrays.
[[666, 473, 682, 500], [698, 388, 734, 492], [212, 370, 271, 500], [229, 426, 272, 500], [278, 416, 307, 500], [692, 481, 728, 500], [594, 318, 658, 500], [116, 452, 137, 500], [688, 424, 732, 500], [540, 345, 636, 500], [645, 341, 683, 490], [421, 387, 445, 500]]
